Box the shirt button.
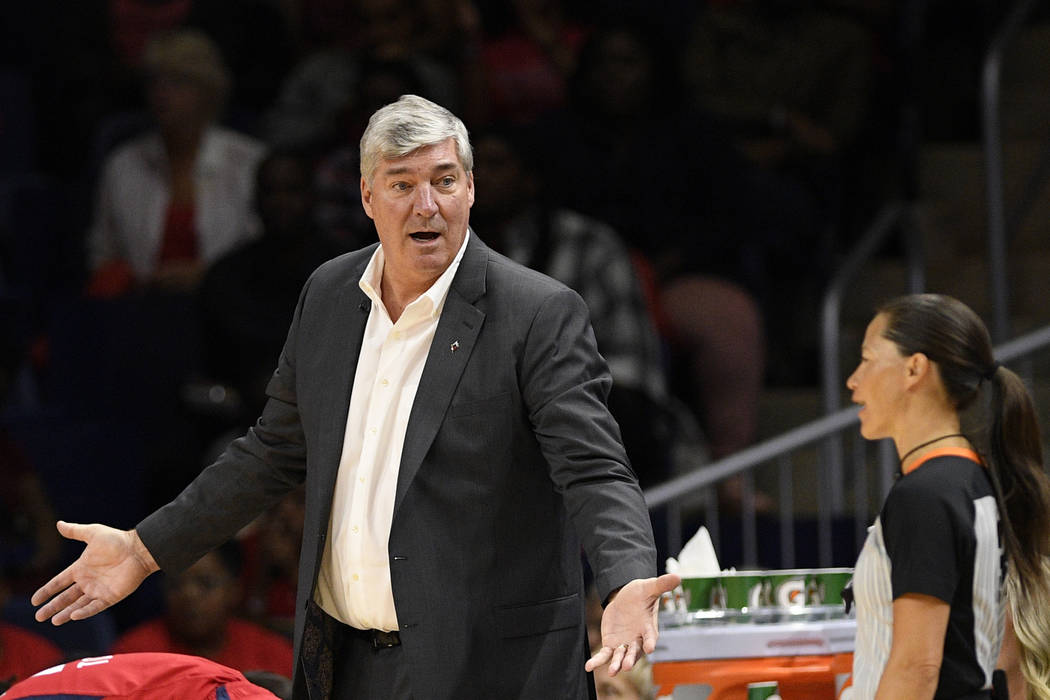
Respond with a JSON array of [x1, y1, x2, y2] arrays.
[[351, 525, 359, 534], [370, 427, 377, 435], [352, 574, 359, 582], [393, 331, 401, 340], [359, 477, 366, 483], [380, 378, 389, 387]]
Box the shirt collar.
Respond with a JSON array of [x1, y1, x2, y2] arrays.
[[358, 229, 471, 319], [901, 447, 983, 475]]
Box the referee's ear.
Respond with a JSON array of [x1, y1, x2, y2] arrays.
[[903, 351, 935, 392]]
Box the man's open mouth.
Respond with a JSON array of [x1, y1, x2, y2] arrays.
[[410, 232, 440, 241]]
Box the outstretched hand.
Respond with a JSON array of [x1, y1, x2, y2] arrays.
[[585, 573, 681, 677], [31, 521, 159, 625]]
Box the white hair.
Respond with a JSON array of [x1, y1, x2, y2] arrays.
[[359, 94, 473, 185]]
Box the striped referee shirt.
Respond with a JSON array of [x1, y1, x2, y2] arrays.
[[851, 448, 1005, 699]]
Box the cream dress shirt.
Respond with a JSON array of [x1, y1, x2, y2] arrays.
[[314, 232, 469, 631]]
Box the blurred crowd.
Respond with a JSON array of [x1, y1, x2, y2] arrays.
[[0, 0, 1022, 688]]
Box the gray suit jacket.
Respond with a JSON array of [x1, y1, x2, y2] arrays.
[[137, 233, 657, 699]]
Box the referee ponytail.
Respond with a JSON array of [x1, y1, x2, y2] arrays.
[[878, 294, 1050, 588], [984, 364, 1050, 589]]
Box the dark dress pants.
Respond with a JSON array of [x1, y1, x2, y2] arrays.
[[330, 616, 414, 699]]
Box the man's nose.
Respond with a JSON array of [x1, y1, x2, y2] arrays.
[[414, 184, 438, 218]]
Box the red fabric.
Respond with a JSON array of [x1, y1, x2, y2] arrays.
[[629, 251, 673, 338], [156, 202, 199, 264], [238, 533, 298, 623], [85, 259, 137, 298], [1, 652, 277, 699], [110, 618, 293, 678], [0, 622, 64, 685]]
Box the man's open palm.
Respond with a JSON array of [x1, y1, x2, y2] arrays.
[[32, 521, 158, 625], [585, 573, 681, 676]]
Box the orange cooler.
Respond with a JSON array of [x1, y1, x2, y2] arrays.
[[651, 618, 855, 700]]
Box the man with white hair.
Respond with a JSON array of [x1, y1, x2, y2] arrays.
[[33, 95, 677, 699]]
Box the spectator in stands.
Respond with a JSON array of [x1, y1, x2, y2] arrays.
[[181, 0, 300, 123], [197, 151, 343, 421], [238, 487, 306, 639], [262, 0, 459, 152], [535, 21, 767, 466], [110, 541, 292, 678], [471, 124, 673, 487], [460, 0, 588, 127], [0, 652, 290, 699], [107, 0, 195, 70], [681, 0, 877, 380], [0, 437, 61, 595], [0, 575, 64, 687], [85, 28, 265, 297], [682, 0, 873, 185], [0, 333, 61, 595], [312, 57, 427, 252]]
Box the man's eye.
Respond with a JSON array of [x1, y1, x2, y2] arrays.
[[393, 182, 409, 191], [438, 177, 454, 187]]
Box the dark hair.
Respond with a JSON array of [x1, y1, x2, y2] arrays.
[[878, 293, 1050, 589]]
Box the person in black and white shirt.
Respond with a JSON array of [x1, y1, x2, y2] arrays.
[[844, 294, 1050, 700], [852, 449, 1002, 698]]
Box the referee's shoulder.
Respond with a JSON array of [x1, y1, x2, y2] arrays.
[[893, 456, 978, 504]]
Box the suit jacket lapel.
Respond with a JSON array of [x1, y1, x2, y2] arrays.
[[316, 254, 373, 522], [393, 234, 488, 518]]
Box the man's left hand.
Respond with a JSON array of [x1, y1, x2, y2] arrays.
[[585, 573, 681, 676]]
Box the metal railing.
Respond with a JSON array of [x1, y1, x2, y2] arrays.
[[980, 0, 1045, 344], [646, 322, 1050, 570]]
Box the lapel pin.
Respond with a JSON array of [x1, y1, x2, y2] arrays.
[[450, 340, 460, 353]]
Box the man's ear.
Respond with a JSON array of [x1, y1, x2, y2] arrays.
[[360, 176, 375, 220]]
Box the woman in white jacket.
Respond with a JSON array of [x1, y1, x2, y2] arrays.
[[87, 29, 265, 296]]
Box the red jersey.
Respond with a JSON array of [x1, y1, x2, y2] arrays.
[[0, 652, 279, 699]]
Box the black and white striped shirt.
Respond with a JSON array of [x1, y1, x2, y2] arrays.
[[851, 449, 1005, 699]]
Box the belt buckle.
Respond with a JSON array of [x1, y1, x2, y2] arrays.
[[371, 630, 399, 650]]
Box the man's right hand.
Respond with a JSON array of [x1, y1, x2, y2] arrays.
[[32, 521, 159, 625]]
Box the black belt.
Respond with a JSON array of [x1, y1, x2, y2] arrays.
[[347, 626, 401, 650]]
